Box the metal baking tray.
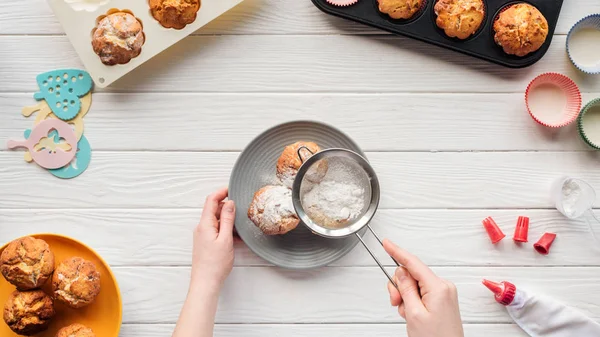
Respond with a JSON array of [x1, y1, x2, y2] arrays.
[[311, 0, 564, 68]]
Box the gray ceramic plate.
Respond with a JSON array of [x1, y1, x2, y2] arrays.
[[229, 121, 367, 269]]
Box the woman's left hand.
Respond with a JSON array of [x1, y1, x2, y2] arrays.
[[191, 187, 236, 290]]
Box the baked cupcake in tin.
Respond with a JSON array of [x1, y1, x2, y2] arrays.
[[92, 12, 145, 66], [434, 0, 485, 40], [150, 0, 201, 30], [377, 0, 424, 20], [493, 3, 548, 57]]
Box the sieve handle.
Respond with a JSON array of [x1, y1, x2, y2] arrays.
[[355, 232, 398, 290], [367, 224, 399, 266], [296, 146, 315, 163]]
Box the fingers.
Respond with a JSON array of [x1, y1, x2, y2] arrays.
[[398, 302, 406, 319], [218, 200, 236, 240], [383, 239, 438, 286], [393, 267, 425, 313], [200, 187, 229, 225], [387, 276, 402, 307]]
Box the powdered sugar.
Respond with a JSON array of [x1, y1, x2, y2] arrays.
[[301, 157, 370, 228], [249, 185, 297, 230]]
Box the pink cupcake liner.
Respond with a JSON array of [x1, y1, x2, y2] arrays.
[[525, 72, 582, 128], [326, 0, 358, 6]]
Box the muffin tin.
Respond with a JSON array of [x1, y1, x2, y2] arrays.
[[48, 0, 245, 88], [312, 0, 564, 68]]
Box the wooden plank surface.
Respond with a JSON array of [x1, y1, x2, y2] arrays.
[[1, 35, 600, 93], [114, 266, 600, 323], [2, 1, 600, 336], [121, 323, 531, 337], [0, 0, 598, 36], [1, 92, 595, 152], [2, 151, 600, 209], [1, 209, 598, 267]]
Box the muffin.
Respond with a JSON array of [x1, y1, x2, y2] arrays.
[[92, 12, 145, 66], [377, 0, 423, 20], [0, 236, 55, 290], [248, 185, 300, 235], [3, 290, 55, 335], [434, 0, 485, 40], [56, 323, 96, 337], [150, 0, 201, 30], [52, 257, 101, 309], [276, 141, 327, 188], [493, 3, 548, 57]]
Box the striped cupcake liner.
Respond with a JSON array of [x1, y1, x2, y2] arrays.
[[326, 0, 359, 6], [577, 98, 600, 150], [525, 73, 582, 128], [567, 14, 600, 74]]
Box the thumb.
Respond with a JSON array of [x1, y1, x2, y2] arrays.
[[218, 200, 236, 240], [394, 267, 425, 314]]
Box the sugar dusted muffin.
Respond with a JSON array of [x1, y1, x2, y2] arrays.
[[493, 3, 548, 57], [52, 257, 101, 309], [434, 0, 485, 40], [150, 0, 201, 30], [248, 185, 300, 235], [0, 236, 55, 290], [377, 0, 423, 20], [3, 290, 55, 335], [56, 323, 96, 337], [92, 12, 145, 66]]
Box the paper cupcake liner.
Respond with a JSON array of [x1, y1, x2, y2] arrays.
[[525, 72, 582, 128], [577, 98, 600, 150], [567, 14, 600, 74], [326, 0, 359, 6]]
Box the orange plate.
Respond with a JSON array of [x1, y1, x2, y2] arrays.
[[0, 234, 122, 336]]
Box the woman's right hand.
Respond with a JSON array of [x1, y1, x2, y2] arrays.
[[383, 240, 464, 337]]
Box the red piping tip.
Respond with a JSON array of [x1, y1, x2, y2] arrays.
[[482, 217, 506, 244], [513, 216, 529, 243], [534, 232, 557, 255], [482, 279, 503, 295]]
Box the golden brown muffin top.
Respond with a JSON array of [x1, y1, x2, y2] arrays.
[[56, 323, 96, 337], [52, 257, 101, 309], [150, 0, 201, 30], [3, 290, 55, 335], [434, 0, 485, 39], [276, 141, 321, 188], [0, 236, 55, 290], [92, 12, 145, 65], [493, 3, 548, 57], [377, 0, 423, 20], [247, 185, 299, 235]]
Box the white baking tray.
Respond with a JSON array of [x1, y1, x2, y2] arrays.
[[48, 0, 244, 88]]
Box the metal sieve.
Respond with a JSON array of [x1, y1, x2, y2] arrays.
[[291, 147, 400, 287]]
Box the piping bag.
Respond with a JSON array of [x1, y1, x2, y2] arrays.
[[483, 279, 600, 336]]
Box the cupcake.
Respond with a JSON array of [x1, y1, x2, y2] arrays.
[[3, 290, 55, 335], [56, 323, 96, 337], [248, 185, 300, 235], [377, 0, 423, 20], [52, 257, 101, 309], [493, 3, 548, 57], [434, 0, 485, 40], [150, 0, 201, 29], [92, 12, 145, 66], [0, 236, 55, 290], [276, 141, 326, 188]]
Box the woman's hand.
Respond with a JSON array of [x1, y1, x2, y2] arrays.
[[192, 187, 236, 290], [383, 239, 464, 337]]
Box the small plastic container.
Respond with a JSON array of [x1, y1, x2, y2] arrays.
[[552, 176, 599, 243]]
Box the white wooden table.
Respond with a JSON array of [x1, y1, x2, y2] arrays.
[[2, 1, 600, 336]]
